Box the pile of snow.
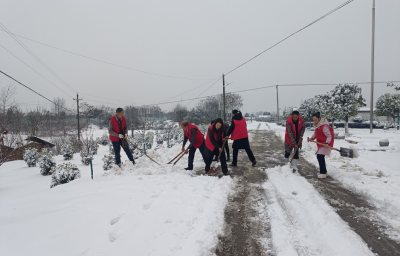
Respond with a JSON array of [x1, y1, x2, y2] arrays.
[[0, 138, 234, 256]]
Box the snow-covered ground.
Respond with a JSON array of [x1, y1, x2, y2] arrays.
[[270, 122, 400, 242], [263, 165, 374, 255], [0, 133, 234, 256]]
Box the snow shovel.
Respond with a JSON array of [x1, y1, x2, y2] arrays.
[[173, 150, 187, 165], [290, 136, 302, 164], [167, 151, 184, 164], [307, 137, 353, 158], [207, 139, 227, 176], [124, 138, 162, 166], [290, 137, 302, 173]]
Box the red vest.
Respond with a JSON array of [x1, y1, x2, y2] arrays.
[[231, 117, 248, 140], [205, 124, 224, 152], [183, 123, 204, 149], [109, 116, 126, 142], [315, 124, 335, 148], [285, 116, 303, 146]]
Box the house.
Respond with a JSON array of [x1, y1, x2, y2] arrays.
[[354, 107, 390, 122], [0, 136, 55, 163]]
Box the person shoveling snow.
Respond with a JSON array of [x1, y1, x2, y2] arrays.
[[204, 118, 230, 176], [284, 110, 305, 173]]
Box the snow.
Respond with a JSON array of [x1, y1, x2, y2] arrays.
[[263, 165, 374, 256], [269, 122, 400, 242], [0, 136, 234, 256]]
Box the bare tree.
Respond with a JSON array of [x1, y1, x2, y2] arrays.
[[0, 84, 17, 131], [173, 104, 188, 123], [52, 97, 66, 114], [25, 108, 44, 136]]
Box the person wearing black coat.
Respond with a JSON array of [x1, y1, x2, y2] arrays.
[[211, 120, 230, 161], [225, 110, 256, 167]]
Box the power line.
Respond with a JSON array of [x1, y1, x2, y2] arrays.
[[184, 77, 223, 107], [0, 69, 75, 113], [0, 22, 77, 93], [225, 0, 355, 76], [142, 80, 400, 107], [0, 43, 74, 98], [0, 28, 215, 81]]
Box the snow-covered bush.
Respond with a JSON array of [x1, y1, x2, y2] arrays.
[[80, 149, 93, 166], [102, 154, 115, 171], [61, 144, 74, 160], [50, 163, 81, 188], [38, 149, 56, 176], [23, 148, 38, 167], [97, 133, 109, 146], [109, 142, 115, 155]]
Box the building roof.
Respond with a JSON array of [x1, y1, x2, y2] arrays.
[[25, 136, 55, 147]]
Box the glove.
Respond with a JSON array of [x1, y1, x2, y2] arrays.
[[119, 134, 124, 139]]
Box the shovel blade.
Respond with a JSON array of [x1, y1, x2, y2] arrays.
[[340, 147, 353, 158], [207, 167, 219, 176]]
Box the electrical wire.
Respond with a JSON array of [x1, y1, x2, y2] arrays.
[[0, 28, 215, 81], [0, 43, 74, 98], [225, 0, 355, 76], [184, 77, 222, 107], [0, 22, 77, 93], [0, 69, 75, 113]]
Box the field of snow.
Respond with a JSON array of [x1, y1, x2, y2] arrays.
[[0, 132, 234, 256], [269, 122, 400, 242]]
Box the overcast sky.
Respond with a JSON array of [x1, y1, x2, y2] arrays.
[[1, 0, 399, 114]]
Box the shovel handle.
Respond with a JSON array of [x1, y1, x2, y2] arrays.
[[307, 137, 338, 151], [217, 139, 228, 163], [125, 138, 162, 166], [168, 151, 185, 164], [289, 136, 302, 164]]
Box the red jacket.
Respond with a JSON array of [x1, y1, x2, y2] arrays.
[[285, 116, 303, 146], [183, 123, 204, 149], [315, 124, 334, 148], [231, 118, 248, 140], [206, 124, 224, 152], [109, 116, 126, 142]]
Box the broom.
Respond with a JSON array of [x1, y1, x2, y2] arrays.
[[307, 137, 353, 158]]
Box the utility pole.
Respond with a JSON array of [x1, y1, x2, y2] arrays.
[[73, 93, 82, 140], [276, 85, 280, 123], [222, 74, 226, 122], [370, 0, 376, 134]]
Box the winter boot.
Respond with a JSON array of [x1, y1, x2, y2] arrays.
[[285, 158, 289, 165], [184, 167, 193, 171], [318, 174, 327, 179], [226, 156, 231, 161], [252, 160, 257, 167], [291, 159, 298, 173]]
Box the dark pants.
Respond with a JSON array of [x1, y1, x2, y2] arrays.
[[205, 148, 228, 174], [317, 154, 327, 174], [187, 141, 206, 169], [112, 140, 135, 166], [232, 148, 255, 165], [213, 142, 230, 160], [284, 148, 299, 159], [224, 142, 230, 159]]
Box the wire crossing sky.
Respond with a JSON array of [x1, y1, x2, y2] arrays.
[[0, 0, 399, 113]]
